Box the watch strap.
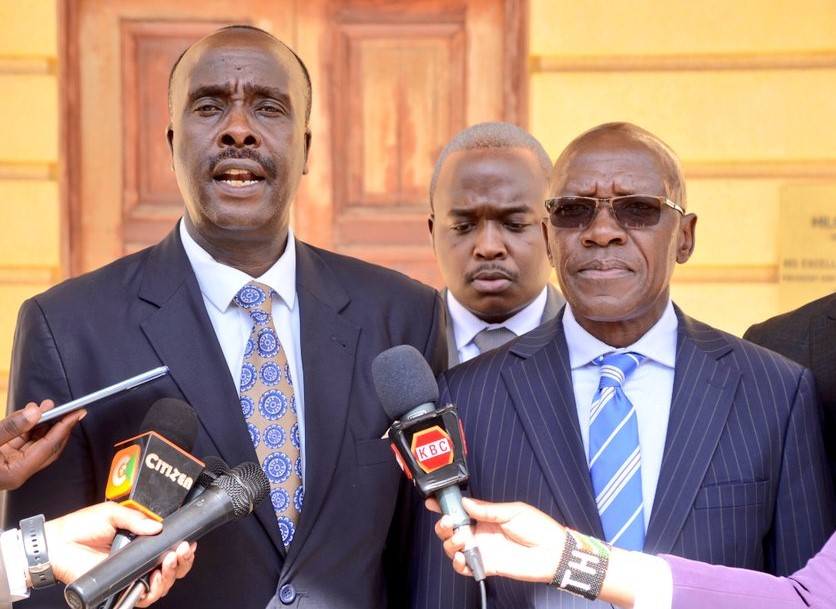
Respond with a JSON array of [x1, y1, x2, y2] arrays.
[[19, 514, 57, 589]]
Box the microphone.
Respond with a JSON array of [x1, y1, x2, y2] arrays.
[[371, 345, 485, 582], [105, 398, 204, 521], [64, 462, 270, 609]]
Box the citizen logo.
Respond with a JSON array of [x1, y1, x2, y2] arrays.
[[145, 453, 194, 489]]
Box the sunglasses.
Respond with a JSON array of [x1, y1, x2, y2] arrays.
[[544, 194, 685, 230]]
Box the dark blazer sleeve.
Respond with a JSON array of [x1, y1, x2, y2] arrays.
[[5, 298, 99, 517]]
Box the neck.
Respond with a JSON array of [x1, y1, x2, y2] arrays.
[[184, 217, 288, 277]]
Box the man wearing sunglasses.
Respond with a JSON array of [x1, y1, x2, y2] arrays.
[[410, 122, 832, 609]]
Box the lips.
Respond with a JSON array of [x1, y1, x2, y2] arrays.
[[576, 258, 632, 279], [212, 159, 266, 188], [469, 268, 514, 294]]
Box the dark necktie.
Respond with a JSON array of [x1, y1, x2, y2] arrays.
[[472, 327, 516, 354]]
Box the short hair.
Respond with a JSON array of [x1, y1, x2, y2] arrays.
[[429, 122, 553, 209], [554, 122, 687, 208], [167, 25, 312, 126]]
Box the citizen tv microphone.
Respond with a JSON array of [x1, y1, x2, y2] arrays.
[[64, 462, 271, 609], [105, 398, 204, 521], [372, 345, 485, 582]]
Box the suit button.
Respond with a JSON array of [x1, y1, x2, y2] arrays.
[[279, 584, 296, 604]]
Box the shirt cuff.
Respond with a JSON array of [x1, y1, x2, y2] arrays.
[[630, 552, 673, 609], [1, 528, 31, 600]]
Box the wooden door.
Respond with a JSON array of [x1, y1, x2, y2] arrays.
[[62, 0, 528, 288]]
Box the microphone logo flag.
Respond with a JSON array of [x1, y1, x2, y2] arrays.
[[106, 445, 140, 497], [411, 426, 454, 473]]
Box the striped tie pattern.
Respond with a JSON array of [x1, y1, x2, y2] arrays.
[[235, 281, 302, 546], [588, 351, 645, 550]]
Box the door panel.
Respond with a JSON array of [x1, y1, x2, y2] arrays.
[[64, 0, 528, 289]]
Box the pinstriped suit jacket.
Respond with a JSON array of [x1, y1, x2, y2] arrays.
[[409, 306, 834, 609]]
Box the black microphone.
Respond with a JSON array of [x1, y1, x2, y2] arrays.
[[182, 455, 231, 503], [64, 462, 270, 609], [372, 345, 485, 582], [105, 398, 204, 520], [104, 399, 203, 560]]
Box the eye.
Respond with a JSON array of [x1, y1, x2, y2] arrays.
[[193, 101, 222, 115], [504, 222, 531, 232], [450, 222, 475, 234]]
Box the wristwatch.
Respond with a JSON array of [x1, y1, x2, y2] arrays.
[[19, 514, 57, 589]]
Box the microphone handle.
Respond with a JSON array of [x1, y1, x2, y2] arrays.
[[65, 486, 235, 609], [435, 478, 486, 582]]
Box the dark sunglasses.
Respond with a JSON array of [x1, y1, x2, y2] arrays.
[[544, 194, 685, 230]]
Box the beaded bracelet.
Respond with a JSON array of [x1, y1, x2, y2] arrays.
[[549, 528, 611, 600]]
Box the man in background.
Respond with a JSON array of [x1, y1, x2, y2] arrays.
[[410, 122, 833, 608], [429, 122, 563, 366], [744, 293, 836, 487]]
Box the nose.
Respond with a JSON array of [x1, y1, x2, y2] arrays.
[[474, 221, 507, 260], [580, 201, 627, 247], [217, 105, 260, 148]]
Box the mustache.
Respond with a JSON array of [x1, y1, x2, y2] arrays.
[[466, 263, 518, 283], [209, 148, 277, 180]]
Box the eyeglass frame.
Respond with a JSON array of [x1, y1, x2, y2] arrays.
[[543, 194, 686, 230]]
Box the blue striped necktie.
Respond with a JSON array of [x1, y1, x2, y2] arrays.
[[588, 351, 645, 550]]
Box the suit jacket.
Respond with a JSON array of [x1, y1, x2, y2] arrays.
[[4, 227, 447, 609], [744, 293, 836, 487], [410, 306, 833, 608], [664, 531, 836, 609], [444, 284, 565, 367]]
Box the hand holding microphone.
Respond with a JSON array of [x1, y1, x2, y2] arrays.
[[41, 502, 195, 607], [64, 461, 270, 609], [372, 345, 485, 582]]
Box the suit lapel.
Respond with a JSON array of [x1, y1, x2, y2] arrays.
[[540, 284, 566, 325], [644, 310, 738, 554], [441, 288, 459, 367], [285, 243, 359, 564], [138, 228, 287, 556], [502, 320, 604, 536]]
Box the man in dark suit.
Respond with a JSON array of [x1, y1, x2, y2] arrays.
[[410, 122, 833, 608], [5, 26, 446, 609], [429, 122, 564, 366], [744, 293, 836, 487]]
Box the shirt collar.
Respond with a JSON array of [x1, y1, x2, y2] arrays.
[[446, 287, 548, 351], [563, 300, 678, 370], [179, 219, 297, 313]]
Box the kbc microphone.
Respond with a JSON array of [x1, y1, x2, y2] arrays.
[[372, 345, 485, 581]]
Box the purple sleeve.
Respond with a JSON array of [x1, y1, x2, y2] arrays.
[[664, 532, 836, 609]]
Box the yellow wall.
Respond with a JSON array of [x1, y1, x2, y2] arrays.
[[0, 0, 61, 404], [0, 0, 834, 406], [530, 0, 836, 335]]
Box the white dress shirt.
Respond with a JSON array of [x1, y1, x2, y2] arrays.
[[179, 221, 307, 480], [447, 287, 548, 363], [563, 301, 678, 609], [563, 300, 677, 529]]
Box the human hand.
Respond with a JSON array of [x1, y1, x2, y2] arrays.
[[45, 501, 196, 606], [0, 400, 83, 490], [427, 496, 565, 583]]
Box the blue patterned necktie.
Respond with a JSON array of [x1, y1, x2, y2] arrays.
[[588, 351, 645, 550], [235, 281, 302, 546]]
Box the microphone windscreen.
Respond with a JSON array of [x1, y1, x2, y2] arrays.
[[372, 345, 439, 420], [138, 398, 199, 452]]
